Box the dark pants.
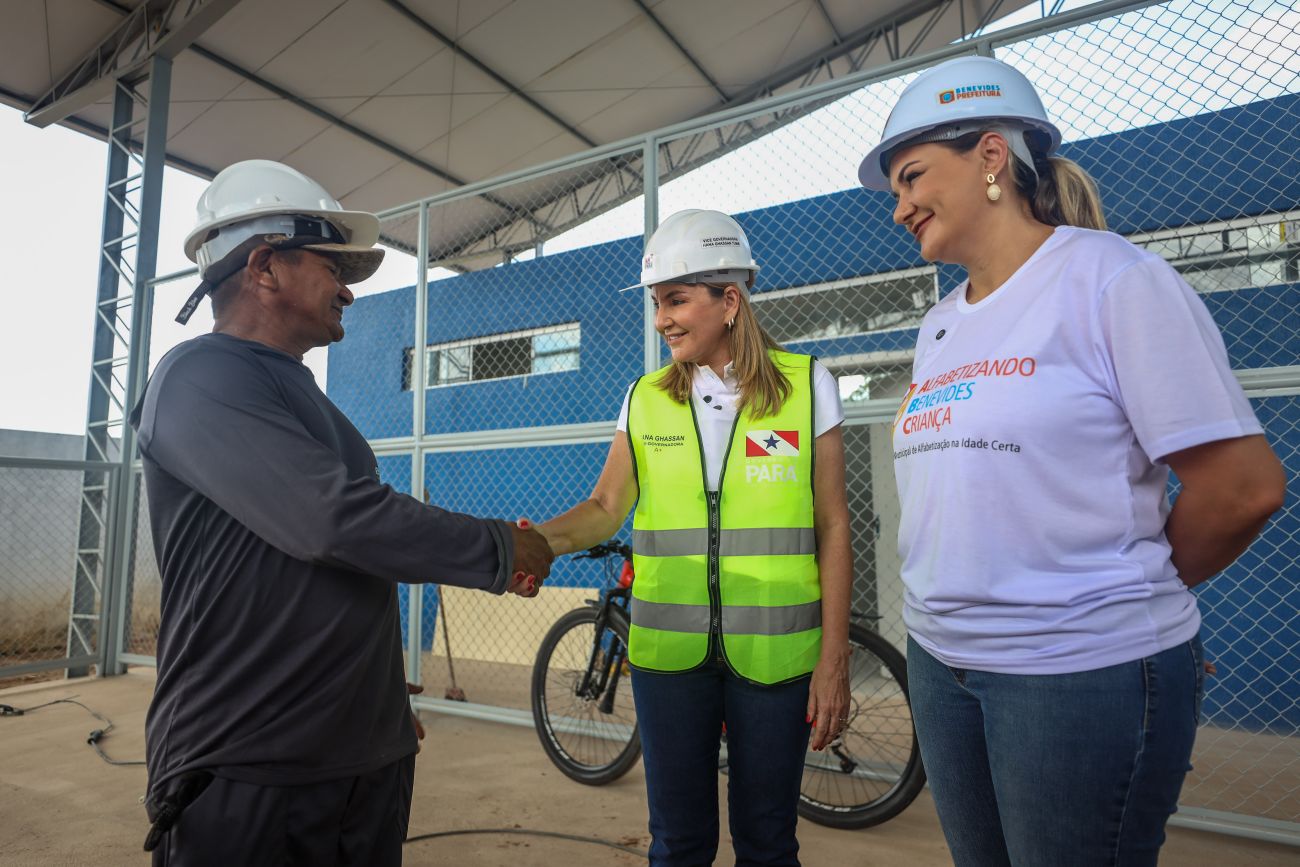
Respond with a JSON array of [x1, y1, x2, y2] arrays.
[[150, 754, 416, 867], [907, 636, 1203, 867], [631, 658, 812, 867]]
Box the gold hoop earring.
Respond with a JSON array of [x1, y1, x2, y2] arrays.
[[726, 318, 734, 330], [986, 173, 1002, 202]]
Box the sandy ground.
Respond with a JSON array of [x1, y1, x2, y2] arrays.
[[0, 669, 1295, 866]]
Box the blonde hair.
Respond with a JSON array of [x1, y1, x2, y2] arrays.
[[944, 131, 1107, 231], [656, 282, 792, 419], [1018, 155, 1107, 230]]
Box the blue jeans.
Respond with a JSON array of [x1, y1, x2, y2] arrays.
[[907, 636, 1204, 867], [631, 658, 812, 866]]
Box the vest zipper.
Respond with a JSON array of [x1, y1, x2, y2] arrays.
[[707, 413, 741, 661], [687, 395, 738, 657], [707, 490, 721, 641]]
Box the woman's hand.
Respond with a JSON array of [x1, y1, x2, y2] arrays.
[[807, 645, 851, 751], [506, 518, 545, 597]]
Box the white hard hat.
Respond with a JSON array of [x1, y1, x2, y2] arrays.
[[176, 159, 384, 323], [858, 55, 1061, 191], [621, 209, 759, 292]]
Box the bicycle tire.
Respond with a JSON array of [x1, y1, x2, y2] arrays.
[[531, 606, 642, 785], [797, 623, 926, 829]]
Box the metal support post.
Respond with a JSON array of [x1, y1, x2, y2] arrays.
[[66, 56, 171, 679], [103, 57, 171, 676], [407, 202, 430, 684], [65, 81, 134, 677], [642, 137, 660, 375]]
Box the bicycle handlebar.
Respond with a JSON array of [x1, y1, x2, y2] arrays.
[[572, 540, 633, 562]]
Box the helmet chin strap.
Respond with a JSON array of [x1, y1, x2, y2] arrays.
[[177, 215, 349, 325]]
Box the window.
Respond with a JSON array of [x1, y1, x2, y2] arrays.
[[822, 352, 915, 406], [1129, 211, 1300, 295], [402, 322, 581, 390], [752, 267, 937, 344]]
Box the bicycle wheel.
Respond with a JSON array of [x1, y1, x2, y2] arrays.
[[531, 606, 642, 785], [798, 623, 926, 829]]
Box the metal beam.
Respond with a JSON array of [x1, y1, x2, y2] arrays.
[[66, 80, 138, 677], [181, 48, 557, 242], [426, 0, 975, 269], [381, 0, 598, 149], [714, 0, 955, 111], [102, 56, 172, 677], [64, 0, 545, 237], [813, 0, 844, 43], [188, 45, 473, 191], [630, 0, 728, 101], [970, 0, 1013, 37], [901, 1, 957, 60], [0, 83, 218, 180], [25, 0, 242, 127]]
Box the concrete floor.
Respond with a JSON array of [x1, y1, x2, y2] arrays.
[[0, 670, 1295, 866]]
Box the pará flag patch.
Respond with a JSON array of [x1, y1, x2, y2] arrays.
[[745, 430, 799, 457]]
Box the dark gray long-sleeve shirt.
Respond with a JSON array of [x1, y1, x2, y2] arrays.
[[131, 333, 513, 795]]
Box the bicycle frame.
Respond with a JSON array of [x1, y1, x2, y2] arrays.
[[576, 584, 632, 714]]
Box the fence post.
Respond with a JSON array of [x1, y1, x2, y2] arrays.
[[406, 201, 430, 685], [642, 136, 659, 375]]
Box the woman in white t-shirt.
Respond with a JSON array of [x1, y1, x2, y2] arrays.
[[529, 209, 851, 865], [857, 56, 1286, 866]]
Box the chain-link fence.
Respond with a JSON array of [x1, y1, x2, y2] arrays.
[[9, 0, 1294, 844], [1187, 395, 1299, 824], [380, 0, 1299, 840], [0, 459, 115, 680]]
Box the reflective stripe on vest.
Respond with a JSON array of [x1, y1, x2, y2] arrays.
[[631, 597, 823, 636], [626, 349, 821, 685], [632, 527, 816, 557]]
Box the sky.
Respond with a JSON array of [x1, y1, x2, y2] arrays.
[[0, 107, 423, 435], [1, 0, 1294, 436]]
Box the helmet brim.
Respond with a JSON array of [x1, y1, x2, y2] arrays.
[[299, 243, 386, 285], [184, 206, 381, 263], [859, 118, 1061, 191], [619, 265, 758, 293]]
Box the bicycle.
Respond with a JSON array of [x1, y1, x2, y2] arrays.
[[530, 540, 641, 785], [530, 541, 926, 829]]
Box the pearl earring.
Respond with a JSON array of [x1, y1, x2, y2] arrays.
[[986, 173, 1002, 202]]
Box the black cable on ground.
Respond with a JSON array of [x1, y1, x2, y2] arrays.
[[0, 695, 146, 766], [4, 699, 647, 856], [404, 827, 647, 858]]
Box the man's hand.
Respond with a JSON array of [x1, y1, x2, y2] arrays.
[[407, 682, 426, 753], [509, 518, 553, 596]]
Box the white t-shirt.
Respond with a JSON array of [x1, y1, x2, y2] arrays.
[[893, 226, 1261, 675], [617, 358, 844, 491]]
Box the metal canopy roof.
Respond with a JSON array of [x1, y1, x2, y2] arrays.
[[2, 0, 1033, 268]]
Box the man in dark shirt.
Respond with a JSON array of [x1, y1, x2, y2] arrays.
[[132, 160, 552, 866]]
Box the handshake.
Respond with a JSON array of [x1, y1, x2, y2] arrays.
[[507, 518, 554, 597]]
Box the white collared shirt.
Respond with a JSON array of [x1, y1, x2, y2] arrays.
[[617, 359, 843, 490]]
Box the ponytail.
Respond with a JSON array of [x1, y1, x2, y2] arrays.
[[945, 130, 1107, 230], [1017, 153, 1106, 230]]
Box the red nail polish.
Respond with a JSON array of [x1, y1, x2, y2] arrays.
[[805, 714, 812, 724]]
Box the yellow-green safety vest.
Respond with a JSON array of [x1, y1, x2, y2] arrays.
[[626, 349, 821, 685]]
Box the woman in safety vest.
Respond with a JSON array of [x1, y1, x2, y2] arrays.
[[861, 55, 1285, 866], [533, 208, 853, 866]]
